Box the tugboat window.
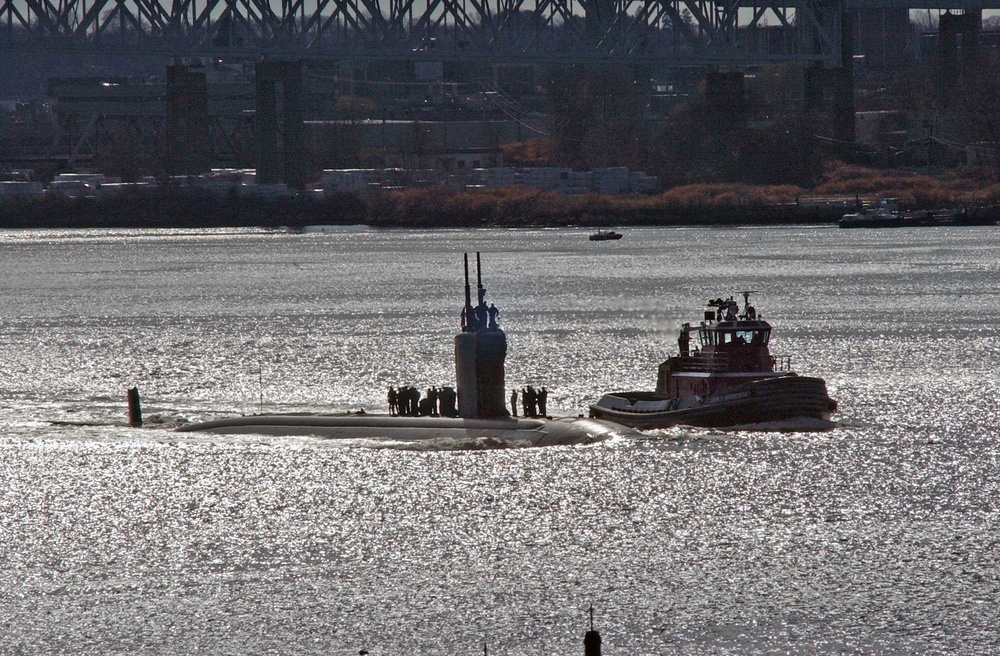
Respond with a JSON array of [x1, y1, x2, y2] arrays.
[[712, 330, 769, 345]]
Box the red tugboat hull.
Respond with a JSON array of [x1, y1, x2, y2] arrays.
[[590, 374, 836, 430]]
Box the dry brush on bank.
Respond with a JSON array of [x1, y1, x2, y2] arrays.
[[5, 163, 1000, 229], [811, 162, 1000, 207]]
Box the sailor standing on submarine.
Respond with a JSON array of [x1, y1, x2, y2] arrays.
[[178, 252, 635, 446]]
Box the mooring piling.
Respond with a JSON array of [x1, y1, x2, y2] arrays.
[[127, 386, 142, 427]]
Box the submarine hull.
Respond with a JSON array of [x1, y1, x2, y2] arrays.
[[178, 414, 637, 446]]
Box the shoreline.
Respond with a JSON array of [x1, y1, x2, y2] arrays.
[[0, 188, 853, 230]]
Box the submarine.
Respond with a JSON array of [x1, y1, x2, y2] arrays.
[[176, 253, 635, 446]]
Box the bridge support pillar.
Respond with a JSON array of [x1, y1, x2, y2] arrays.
[[704, 70, 746, 120], [585, 0, 615, 44], [166, 63, 210, 176], [803, 8, 855, 145], [940, 10, 981, 86], [255, 60, 305, 188], [804, 66, 854, 143]]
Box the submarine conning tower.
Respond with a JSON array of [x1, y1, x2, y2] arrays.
[[455, 252, 508, 419]]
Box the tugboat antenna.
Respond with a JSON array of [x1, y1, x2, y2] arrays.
[[739, 290, 760, 307]]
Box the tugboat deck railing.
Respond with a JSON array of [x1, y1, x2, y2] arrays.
[[675, 353, 730, 372], [674, 353, 794, 374]]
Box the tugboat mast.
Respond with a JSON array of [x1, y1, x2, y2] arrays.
[[739, 290, 758, 307], [738, 290, 760, 319]]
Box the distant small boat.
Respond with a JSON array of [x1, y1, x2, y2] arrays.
[[589, 230, 623, 241], [839, 198, 998, 228]]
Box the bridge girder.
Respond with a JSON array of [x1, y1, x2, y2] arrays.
[[0, 0, 853, 66]]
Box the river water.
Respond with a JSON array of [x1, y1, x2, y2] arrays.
[[0, 225, 997, 654]]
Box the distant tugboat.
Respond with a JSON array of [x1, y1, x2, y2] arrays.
[[839, 198, 998, 228], [589, 292, 837, 429], [589, 230, 623, 241]]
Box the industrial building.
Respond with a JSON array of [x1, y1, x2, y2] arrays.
[[4, 1, 1000, 184]]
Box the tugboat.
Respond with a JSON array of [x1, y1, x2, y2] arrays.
[[838, 198, 905, 228], [839, 198, 998, 228], [589, 292, 837, 430]]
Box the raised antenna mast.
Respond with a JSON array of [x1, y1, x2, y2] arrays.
[[584, 604, 601, 656], [476, 251, 485, 305], [464, 253, 472, 309]]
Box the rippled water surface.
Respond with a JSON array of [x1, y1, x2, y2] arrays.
[[1, 226, 998, 654]]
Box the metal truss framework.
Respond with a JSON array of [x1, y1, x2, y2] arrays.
[[0, 0, 854, 67], [45, 110, 253, 167]]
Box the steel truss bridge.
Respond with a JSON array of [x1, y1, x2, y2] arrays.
[[5, 0, 999, 172], [5, 0, 999, 68], [0, 0, 862, 68]]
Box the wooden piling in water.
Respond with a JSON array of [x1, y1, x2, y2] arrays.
[[127, 386, 142, 427]]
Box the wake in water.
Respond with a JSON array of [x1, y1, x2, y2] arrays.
[[723, 416, 838, 432], [637, 415, 837, 441], [42, 406, 834, 451], [316, 435, 539, 451]]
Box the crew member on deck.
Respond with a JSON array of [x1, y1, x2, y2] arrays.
[[510, 389, 518, 417], [398, 386, 407, 415], [387, 386, 398, 416], [428, 387, 439, 416], [439, 386, 457, 417], [725, 297, 738, 321]]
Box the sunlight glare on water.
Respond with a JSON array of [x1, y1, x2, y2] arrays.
[[0, 226, 998, 654]]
